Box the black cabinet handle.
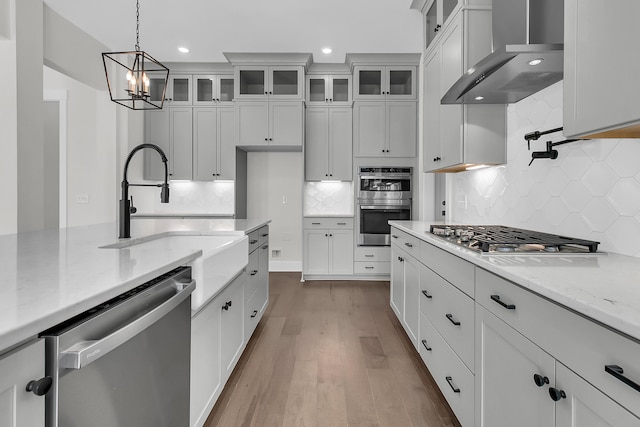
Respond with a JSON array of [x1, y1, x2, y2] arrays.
[[445, 376, 460, 393], [365, 254, 374, 258], [435, 24, 441, 32], [250, 239, 258, 244], [533, 374, 550, 387], [261, 233, 269, 237], [491, 294, 516, 310], [337, 222, 346, 225], [312, 222, 321, 225], [397, 256, 404, 262], [446, 313, 461, 326], [262, 245, 268, 249], [405, 242, 413, 248], [250, 270, 258, 276], [251, 310, 258, 318], [222, 300, 233, 311], [421, 339, 432, 351], [26, 377, 52, 396], [365, 266, 374, 269], [605, 365, 640, 393], [421, 290, 432, 299], [549, 387, 566, 401], [392, 235, 399, 239]]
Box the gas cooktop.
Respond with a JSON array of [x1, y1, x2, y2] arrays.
[[429, 225, 600, 254]]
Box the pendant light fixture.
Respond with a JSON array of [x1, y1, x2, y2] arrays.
[[102, 0, 169, 110]]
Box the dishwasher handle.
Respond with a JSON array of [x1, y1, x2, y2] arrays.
[[60, 279, 195, 370]]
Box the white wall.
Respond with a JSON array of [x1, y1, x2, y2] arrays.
[[0, 0, 17, 235], [43, 67, 117, 227], [449, 82, 640, 257], [247, 152, 303, 271]]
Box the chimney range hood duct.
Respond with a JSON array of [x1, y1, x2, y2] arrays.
[[441, 0, 564, 105]]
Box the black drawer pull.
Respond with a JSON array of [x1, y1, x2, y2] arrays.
[[445, 376, 460, 393], [605, 365, 640, 393], [533, 374, 549, 387], [261, 233, 269, 237], [250, 239, 258, 244], [446, 313, 461, 326], [421, 290, 432, 299], [365, 254, 374, 257], [337, 222, 347, 225], [251, 310, 258, 318], [397, 256, 404, 262], [392, 234, 398, 239], [312, 222, 321, 225], [365, 266, 375, 269], [250, 270, 258, 276], [491, 294, 516, 310], [262, 245, 268, 249], [421, 340, 432, 351], [405, 242, 413, 248]]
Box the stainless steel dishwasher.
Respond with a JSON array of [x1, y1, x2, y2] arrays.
[[42, 266, 195, 427]]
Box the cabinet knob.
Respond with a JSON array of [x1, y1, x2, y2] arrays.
[[265, 138, 268, 141], [435, 24, 441, 32], [269, 91, 273, 95], [26, 377, 52, 396], [269, 138, 273, 141], [251, 310, 258, 318], [433, 157, 441, 162], [222, 300, 233, 311], [264, 91, 268, 95], [325, 98, 329, 102], [533, 374, 550, 387], [329, 98, 333, 102], [549, 387, 566, 402]]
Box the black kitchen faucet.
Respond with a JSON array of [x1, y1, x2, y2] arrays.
[[119, 143, 169, 238]]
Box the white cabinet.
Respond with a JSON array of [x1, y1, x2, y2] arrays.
[[0, 339, 46, 427], [423, 0, 460, 50], [235, 66, 304, 100], [144, 107, 193, 180], [555, 363, 640, 427], [193, 107, 236, 181], [390, 230, 421, 349], [245, 226, 269, 341], [563, 0, 640, 139], [353, 65, 417, 100], [354, 246, 391, 276], [476, 305, 556, 427], [305, 107, 353, 181], [236, 101, 304, 147], [190, 272, 246, 427], [147, 74, 192, 106], [354, 101, 416, 157], [306, 75, 352, 105], [303, 218, 354, 277], [193, 74, 234, 105], [423, 8, 506, 172]]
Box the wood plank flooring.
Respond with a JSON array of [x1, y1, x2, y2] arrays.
[[204, 272, 461, 427]]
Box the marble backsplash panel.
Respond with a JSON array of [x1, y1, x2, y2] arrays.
[[304, 181, 354, 216], [450, 82, 640, 257]]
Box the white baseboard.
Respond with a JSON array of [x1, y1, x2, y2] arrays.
[[269, 260, 302, 272]]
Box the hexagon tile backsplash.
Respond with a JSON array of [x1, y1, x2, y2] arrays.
[[450, 81, 640, 257]]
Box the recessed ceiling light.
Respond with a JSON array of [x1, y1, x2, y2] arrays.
[[322, 47, 332, 54], [528, 58, 543, 66], [475, 96, 484, 101], [178, 47, 189, 53]]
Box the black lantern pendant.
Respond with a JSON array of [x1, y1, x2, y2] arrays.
[[102, 0, 169, 110]]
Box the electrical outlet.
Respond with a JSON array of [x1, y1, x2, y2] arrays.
[[76, 194, 89, 204]]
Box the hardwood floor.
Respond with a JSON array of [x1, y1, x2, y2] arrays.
[[204, 272, 461, 427]]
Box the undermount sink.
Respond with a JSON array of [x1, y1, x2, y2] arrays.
[[103, 234, 248, 311]]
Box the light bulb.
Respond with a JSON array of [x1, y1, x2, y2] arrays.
[[126, 70, 133, 81]]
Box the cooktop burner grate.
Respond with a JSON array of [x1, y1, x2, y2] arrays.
[[430, 225, 600, 253]]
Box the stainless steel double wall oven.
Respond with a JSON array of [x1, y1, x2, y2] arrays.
[[357, 167, 412, 246]]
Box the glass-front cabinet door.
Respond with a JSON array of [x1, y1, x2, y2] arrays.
[[425, 0, 459, 52], [306, 75, 351, 104], [193, 75, 235, 105], [354, 66, 416, 100], [167, 75, 192, 105], [235, 66, 303, 100]]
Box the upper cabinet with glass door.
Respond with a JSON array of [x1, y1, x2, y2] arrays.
[[234, 66, 304, 100], [147, 74, 192, 106], [193, 74, 235, 106], [424, 0, 459, 51], [353, 65, 417, 100], [306, 75, 352, 105]]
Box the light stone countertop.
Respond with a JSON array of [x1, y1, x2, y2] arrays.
[[389, 221, 640, 343], [0, 218, 270, 354]]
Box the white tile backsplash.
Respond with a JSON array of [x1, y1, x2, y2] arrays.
[[147, 181, 235, 214], [450, 81, 640, 257], [304, 181, 354, 216]]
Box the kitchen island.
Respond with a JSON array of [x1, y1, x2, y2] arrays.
[[389, 220, 640, 427], [0, 218, 269, 355]]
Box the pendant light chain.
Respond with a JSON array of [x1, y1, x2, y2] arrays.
[[135, 0, 140, 51]]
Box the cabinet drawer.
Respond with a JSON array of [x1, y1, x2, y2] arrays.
[[244, 285, 261, 341], [245, 251, 259, 301], [420, 264, 475, 372], [419, 313, 474, 427], [257, 225, 269, 246], [390, 229, 420, 258], [421, 241, 475, 298], [303, 217, 354, 229], [354, 246, 390, 262], [477, 268, 640, 417], [248, 229, 260, 253], [354, 261, 390, 275]]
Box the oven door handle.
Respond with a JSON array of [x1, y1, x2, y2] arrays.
[[359, 206, 409, 211], [59, 279, 195, 370]]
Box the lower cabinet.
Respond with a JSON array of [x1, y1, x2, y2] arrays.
[[390, 246, 419, 348], [0, 339, 46, 427], [303, 217, 354, 278], [245, 226, 269, 340], [190, 272, 245, 427]]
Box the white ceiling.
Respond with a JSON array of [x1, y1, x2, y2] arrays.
[[44, 0, 423, 64]]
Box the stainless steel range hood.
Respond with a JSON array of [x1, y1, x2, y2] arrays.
[[441, 0, 564, 104]]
